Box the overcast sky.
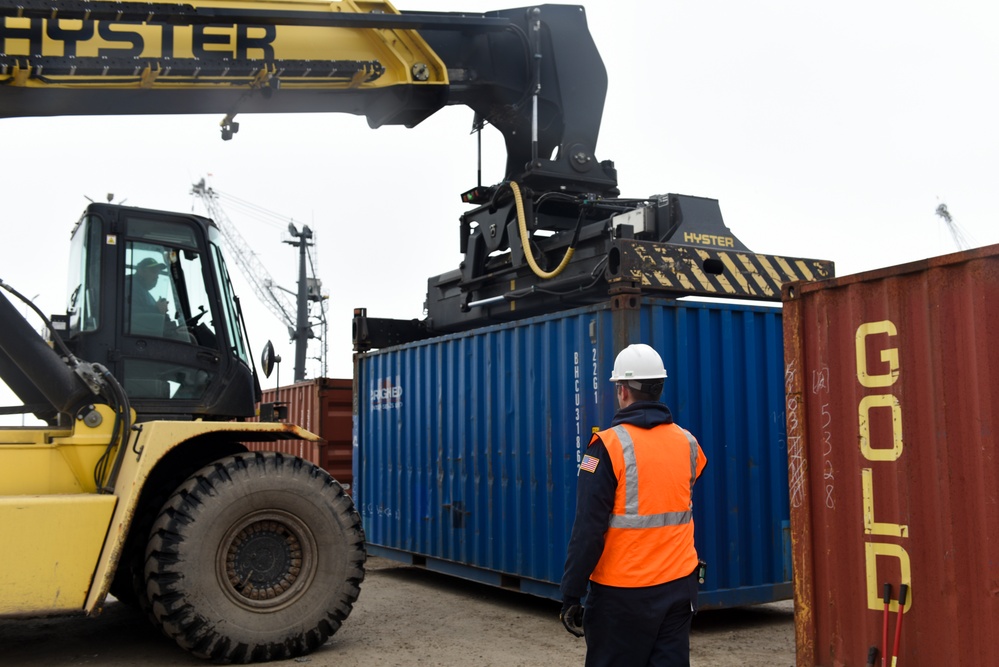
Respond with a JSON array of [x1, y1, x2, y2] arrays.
[[2, 0, 997, 404]]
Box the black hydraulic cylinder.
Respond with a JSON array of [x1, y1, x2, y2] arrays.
[[0, 289, 93, 419]]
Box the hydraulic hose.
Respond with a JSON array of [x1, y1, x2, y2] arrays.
[[511, 181, 575, 279]]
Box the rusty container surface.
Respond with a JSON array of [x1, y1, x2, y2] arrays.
[[250, 378, 354, 488], [782, 244, 999, 666]]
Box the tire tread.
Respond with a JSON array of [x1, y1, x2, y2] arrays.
[[145, 452, 366, 663]]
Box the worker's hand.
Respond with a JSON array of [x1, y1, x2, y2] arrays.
[[560, 599, 584, 638], [156, 297, 169, 314]]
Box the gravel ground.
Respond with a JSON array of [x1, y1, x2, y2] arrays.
[[0, 557, 795, 666]]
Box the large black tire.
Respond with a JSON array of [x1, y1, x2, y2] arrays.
[[144, 452, 366, 664]]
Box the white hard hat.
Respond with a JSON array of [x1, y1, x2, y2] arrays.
[[609, 344, 667, 382]]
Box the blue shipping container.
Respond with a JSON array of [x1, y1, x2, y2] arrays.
[[353, 296, 791, 608]]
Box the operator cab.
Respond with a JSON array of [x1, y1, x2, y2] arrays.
[[63, 203, 259, 420]]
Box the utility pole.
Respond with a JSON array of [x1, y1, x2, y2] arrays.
[[191, 179, 327, 381], [286, 223, 314, 383]]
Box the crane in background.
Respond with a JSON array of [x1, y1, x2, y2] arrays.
[[191, 179, 328, 382], [935, 202, 975, 252]]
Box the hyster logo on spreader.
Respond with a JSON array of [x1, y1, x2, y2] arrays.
[[682, 232, 735, 248], [371, 377, 403, 411]]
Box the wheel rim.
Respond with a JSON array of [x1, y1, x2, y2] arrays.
[[217, 509, 318, 612]]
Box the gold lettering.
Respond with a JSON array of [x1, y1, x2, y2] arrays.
[[859, 395, 903, 461], [857, 319, 911, 615], [865, 543, 912, 612], [861, 468, 908, 536], [856, 321, 899, 388]]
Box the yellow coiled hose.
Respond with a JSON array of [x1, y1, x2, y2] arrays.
[[511, 181, 574, 279]]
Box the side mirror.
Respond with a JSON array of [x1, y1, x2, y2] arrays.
[[260, 340, 281, 379]]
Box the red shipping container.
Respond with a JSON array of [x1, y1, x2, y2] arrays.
[[782, 244, 999, 666], [249, 378, 354, 490]]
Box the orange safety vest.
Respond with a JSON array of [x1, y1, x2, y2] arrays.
[[589, 422, 707, 588]]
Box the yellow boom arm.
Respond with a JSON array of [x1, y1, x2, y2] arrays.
[[0, 0, 452, 130], [0, 0, 615, 190]]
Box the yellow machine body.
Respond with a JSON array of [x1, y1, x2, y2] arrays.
[[0, 405, 320, 617]]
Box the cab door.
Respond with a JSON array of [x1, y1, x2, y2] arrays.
[[65, 204, 256, 420]]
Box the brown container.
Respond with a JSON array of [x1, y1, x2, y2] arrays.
[[782, 244, 999, 666], [249, 378, 354, 489]]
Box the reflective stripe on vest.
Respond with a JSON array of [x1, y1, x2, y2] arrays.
[[607, 424, 699, 530]]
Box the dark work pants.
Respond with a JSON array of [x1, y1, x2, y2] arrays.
[[582, 570, 699, 667]]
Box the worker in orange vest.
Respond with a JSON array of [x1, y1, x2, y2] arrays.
[[560, 343, 708, 666]]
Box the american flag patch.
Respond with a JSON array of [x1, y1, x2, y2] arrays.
[[579, 454, 600, 474]]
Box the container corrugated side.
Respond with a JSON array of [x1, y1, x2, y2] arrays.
[[782, 244, 999, 666], [250, 378, 354, 488], [354, 296, 792, 607], [315, 379, 354, 488]]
